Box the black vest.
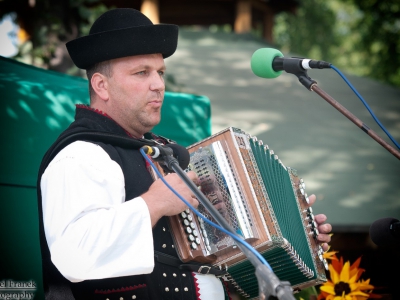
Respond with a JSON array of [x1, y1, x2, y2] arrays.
[[37, 107, 200, 300]]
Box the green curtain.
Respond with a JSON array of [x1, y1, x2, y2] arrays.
[[0, 56, 211, 299]]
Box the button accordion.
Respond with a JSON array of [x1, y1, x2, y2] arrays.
[[167, 127, 328, 299]]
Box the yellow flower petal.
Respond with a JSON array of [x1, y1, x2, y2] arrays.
[[350, 280, 374, 291], [329, 263, 340, 283], [320, 285, 335, 295], [348, 290, 370, 296], [339, 261, 351, 282], [323, 251, 339, 261], [349, 271, 359, 284]]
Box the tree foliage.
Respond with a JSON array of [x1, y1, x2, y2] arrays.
[[0, 0, 108, 75], [274, 0, 400, 87]]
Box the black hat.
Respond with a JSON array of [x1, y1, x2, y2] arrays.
[[66, 8, 179, 69]]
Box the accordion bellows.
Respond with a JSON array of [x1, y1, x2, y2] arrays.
[[168, 127, 327, 298]]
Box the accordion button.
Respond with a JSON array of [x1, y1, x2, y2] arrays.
[[193, 230, 198, 237], [181, 212, 187, 219], [185, 208, 190, 214], [186, 227, 192, 234], [175, 288, 179, 292], [190, 222, 196, 229], [173, 273, 177, 277], [132, 296, 136, 299], [182, 273, 186, 277], [163, 273, 167, 277], [188, 235, 195, 242], [165, 288, 169, 292], [183, 219, 189, 226], [188, 215, 193, 221], [162, 244, 166, 248], [163, 227, 166, 231], [323, 259, 329, 270], [184, 287, 188, 292], [191, 242, 198, 249], [196, 238, 201, 245]]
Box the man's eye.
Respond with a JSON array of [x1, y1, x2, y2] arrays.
[[136, 71, 147, 75], [158, 71, 165, 76]]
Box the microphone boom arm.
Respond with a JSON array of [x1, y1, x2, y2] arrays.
[[308, 83, 400, 160]]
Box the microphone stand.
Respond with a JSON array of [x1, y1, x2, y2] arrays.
[[159, 154, 295, 300], [293, 72, 400, 160]]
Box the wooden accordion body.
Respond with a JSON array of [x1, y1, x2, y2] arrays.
[[167, 127, 327, 298]]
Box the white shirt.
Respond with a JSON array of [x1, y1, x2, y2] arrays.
[[41, 141, 154, 282]]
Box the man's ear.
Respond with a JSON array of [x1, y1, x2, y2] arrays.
[[91, 73, 109, 101]]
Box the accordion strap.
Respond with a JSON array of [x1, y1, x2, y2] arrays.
[[154, 251, 227, 277]]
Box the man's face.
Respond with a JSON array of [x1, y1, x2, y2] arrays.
[[106, 53, 166, 137]]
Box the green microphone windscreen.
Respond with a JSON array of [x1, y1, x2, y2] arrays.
[[251, 48, 284, 78]]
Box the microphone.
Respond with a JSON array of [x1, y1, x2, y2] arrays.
[[251, 48, 331, 79], [369, 217, 400, 247], [142, 144, 190, 170]]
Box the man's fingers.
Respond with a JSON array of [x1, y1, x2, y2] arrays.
[[317, 233, 331, 244], [318, 223, 332, 234], [320, 242, 330, 252], [186, 171, 200, 185], [314, 214, 328, 225], [307, 194, 316, 206]]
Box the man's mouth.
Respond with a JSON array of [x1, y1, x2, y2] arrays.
[[148, 100, 162, 106]]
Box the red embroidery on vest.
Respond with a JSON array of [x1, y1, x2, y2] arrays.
[[221, 278, 232, 300], [192, 272, 201, 300], [94, 284, 146, 294]]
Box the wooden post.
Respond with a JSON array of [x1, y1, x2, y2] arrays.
[[234, 0, 252, 33], [263, 8, 274, 43], [141, 0, 160, 24]]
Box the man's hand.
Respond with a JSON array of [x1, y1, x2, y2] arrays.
[[142, 171, 199, 226], [307, 194, 332, 251]]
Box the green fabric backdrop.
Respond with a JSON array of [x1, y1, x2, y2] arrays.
[[0, 56, 211, 299]]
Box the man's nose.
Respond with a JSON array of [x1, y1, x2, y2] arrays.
[[150, 71, 165, 92]]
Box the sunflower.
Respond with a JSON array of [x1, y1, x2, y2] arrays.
[[317, 252, 381, 300]]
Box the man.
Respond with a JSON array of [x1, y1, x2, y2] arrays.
[[37, 8, 332, 300]]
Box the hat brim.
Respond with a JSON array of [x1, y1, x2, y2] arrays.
[[66, 24, 179, 69]]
